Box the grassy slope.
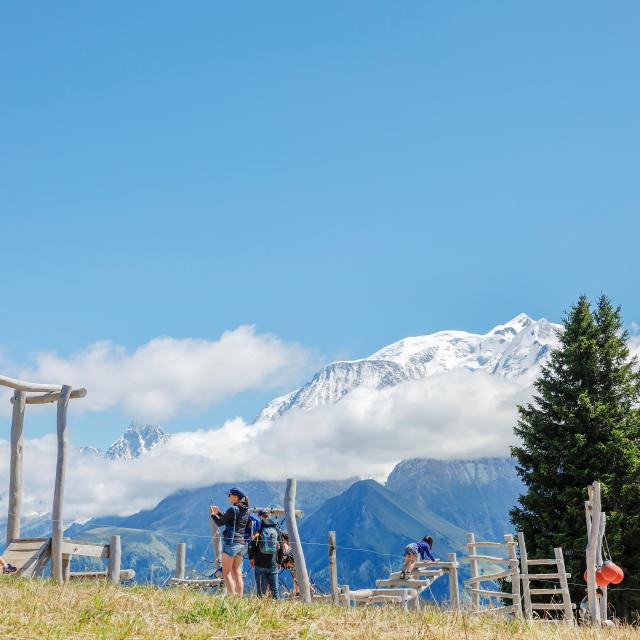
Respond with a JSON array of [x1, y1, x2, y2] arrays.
[[1, 577, 637, 640]]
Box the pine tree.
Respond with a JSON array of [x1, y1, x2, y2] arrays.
[[511, 294, 640, 618]]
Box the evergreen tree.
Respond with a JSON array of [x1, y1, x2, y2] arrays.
[[511, 294, 640, 618]]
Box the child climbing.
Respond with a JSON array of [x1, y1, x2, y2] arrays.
[[210, 487, 251, 596], [401, 535, 437, 578]]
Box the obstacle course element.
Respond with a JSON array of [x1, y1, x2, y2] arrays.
[[518, 532, 574, 623], [2, 537, 51, 578], [464, 533, 522, 617]]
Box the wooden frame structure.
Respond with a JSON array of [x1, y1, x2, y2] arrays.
[[585, 481, 611, 626], [464, 533, 522, 618], [2, 374, 87, 582], [517, 532, 574, 623]]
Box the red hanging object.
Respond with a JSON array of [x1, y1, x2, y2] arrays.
[[605, 561, 624, 584], [595, 568, 610, 587]]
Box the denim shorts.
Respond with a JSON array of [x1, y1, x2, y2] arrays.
[[222, 542, 247, 558], [404, 543, 419, 557]]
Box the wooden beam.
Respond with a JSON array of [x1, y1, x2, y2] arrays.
[[70, 569, 135, 581], [505, 534, 522, 618], [175, 542, 186, 580], [0, 374, 62, 393], [518, 532, 533, 621], [13, 388, 87, 405], [467, 533, 480, 611], [62, 540, 110, 558], [7, 390, 26, 546], [285, 479, 311, 604], [448, 552, 460, 610], [107, 535, 121, 584], [169, 577, 223, 587], [328, 531, 338, 605], [586, 482, 602, 626], [51, 385, 71, 583]]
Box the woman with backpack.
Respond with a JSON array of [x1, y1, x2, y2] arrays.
[[210, 487, 251, 595], [248, 515, 283, 599], [401, 535, 437, 578]]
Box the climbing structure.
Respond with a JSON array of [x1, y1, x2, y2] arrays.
[[518, 532, 574, 623], [464, 533, 522, 617], [2, 373, 132, 583]]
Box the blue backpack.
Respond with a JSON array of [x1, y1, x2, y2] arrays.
[[244, 513, 262, 541]]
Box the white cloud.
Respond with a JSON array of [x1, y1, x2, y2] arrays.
[[0, 326, 313, 421], [0, 370, 532, 521]]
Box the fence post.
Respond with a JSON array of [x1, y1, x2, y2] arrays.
[[7, 390, 25, 546], [175, 542, 186, 580], [586, 482, 602, 626], [108, 535, 122, 584], [447, 552, 460, 610], [340, 585, 351, 608], [466, 532, 479, 611], [329, 531, 339, 605], [505, 534, 522, 617], [518, 532, 533, 620], [285, 478, 311, 603]]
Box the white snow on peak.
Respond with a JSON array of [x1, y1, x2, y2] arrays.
[[254, 314, 561, 422]]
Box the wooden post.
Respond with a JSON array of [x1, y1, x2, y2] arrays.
[[505, 534, 522, 618], [447, 552, 460, 610], [517, 532, 532, 620], [285, 478, 311, 604], [401, 588, 409, 612], [175, 542, 186, 580], [586, 482, 602, 626], [467, 533, 480, 611], [107, 535, 122, 584], [51, 385, 71, 583], [328, 531, 339, 605], [554, 547, 574, 624], [597, 513, 607, 623], [62, 555, 72, 582], [340, 585, 351, 608], [7, 389, 26, 546], [209, 515, 223, 589]]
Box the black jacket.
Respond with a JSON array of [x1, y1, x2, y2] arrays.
[[248, 522, 283, 570], [212, 504, 250, 545]]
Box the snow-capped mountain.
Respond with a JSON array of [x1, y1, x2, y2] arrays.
[[255, 313, 560, 422], [105, 423, 169, 460]]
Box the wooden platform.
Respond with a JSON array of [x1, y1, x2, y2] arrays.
[[3, 537, 51, 577]]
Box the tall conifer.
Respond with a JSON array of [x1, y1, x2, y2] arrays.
[[511, 295, 640, 617]]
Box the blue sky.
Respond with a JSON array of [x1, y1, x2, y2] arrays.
[[1, 2, 639, 446]]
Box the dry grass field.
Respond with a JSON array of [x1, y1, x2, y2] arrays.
[[1, 576, 638, 640]]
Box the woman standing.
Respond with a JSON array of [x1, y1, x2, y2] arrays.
[[210, 487, 250, 595]]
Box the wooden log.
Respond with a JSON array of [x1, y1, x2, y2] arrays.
[[526, 558, 559, 565], [518, 532, 533, 621], [175, 542, 186, 580], [465, 568, 519, 583], [401, 589, 409, 612], [467, 588, 519, 599], [69, 569, 135, 581], [62, 555, 72, 582], [520, 572, 570, 580], [208, 514, 223, 581], [376, 579, 430, 589], [285, 479, 311, 604], [107, 535, 122, 584], [529, 588, 569, 595], [7, 390, 26, 546], [340, 585, 351, 608], [448, 552, 460, 610], [0, 374, 62, 393], [328, 531, 338, 605], [586, 482, 602, 626], [466, 554, 513, 563], [51, 385, 71, 583], [464, 540, 518, 549], [16, 388, 87, 405], [554, 547, 574, 625], [531, 603, 568, 610], [467, 532, 480, 611], [505, 534, 522, 618]]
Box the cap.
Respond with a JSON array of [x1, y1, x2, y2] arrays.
[[227, 487, 246, 499], [258, 509, 271, 517]]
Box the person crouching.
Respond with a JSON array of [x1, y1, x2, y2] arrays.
[[401, 535, 436, 578]]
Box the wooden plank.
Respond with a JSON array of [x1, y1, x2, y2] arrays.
[[465, 568, 519, 583], [7, 390, 26, 546], [69, 569, 135, 581], [328, 531, 338, 605], [4, 538, 51, 578], [530, 588, 569, 595], [467, 588, 518, 599], [19, 388, 87, 405], [466, 555, 513, 563], [6, 541, 51, 552], [61, 540, 110, 558], [51, 386, 71, 583], [526, 559, 559, 565], [107, 535, 121, 584], [285, 479, 311, 604], [532, 603, 567, 610], [464, 541, 517, 549], [0, 374, 61, 393], [470, 605, 520, 615], [376, 579, 429, 590], [522, 573, 570, 580]]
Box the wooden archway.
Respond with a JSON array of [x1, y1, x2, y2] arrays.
[[1, 374, 86, 581]]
